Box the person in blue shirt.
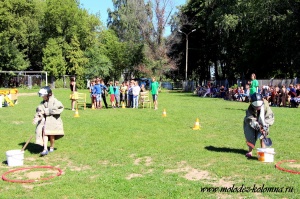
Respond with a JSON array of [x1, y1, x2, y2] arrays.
[[92, 79, 102, 109]]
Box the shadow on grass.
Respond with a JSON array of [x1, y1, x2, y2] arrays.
[[204, 145, 257, 160], [204, 146, 257, 160], [205, 145, 247, 154], [18, 142, 43, 154], [224, 107, 246, 111]]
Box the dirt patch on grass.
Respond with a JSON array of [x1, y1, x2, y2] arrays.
[[287, 163, 300, 168], [98, 160, 122, 167], [25, 169, 58, 180], [134, 156, 152, 166], [130, 154, 153, 166], [125, 155, 154, 180], [126, 173, 143, 180], [164, 161, 235, 187], [54, 156, 91, 172], [125, 169, 154, 180], [18, 93, 37, 97]]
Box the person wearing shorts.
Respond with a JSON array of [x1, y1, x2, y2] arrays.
[[150, 77, 159, 110], [109, 81, 116, 108]]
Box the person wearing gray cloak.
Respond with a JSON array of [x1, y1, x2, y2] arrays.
[[244, 93, 274, 158], [33, 86, 64, 156]]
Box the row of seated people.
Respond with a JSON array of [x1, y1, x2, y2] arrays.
[[195, 85, 250, 102], [195, 83, 300, 107], [260, 84, 300, 108], [195, 85, 226, 98]]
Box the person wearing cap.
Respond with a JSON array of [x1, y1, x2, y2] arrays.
[[33, 86, 64, 156], [243, 93, 274, 158]]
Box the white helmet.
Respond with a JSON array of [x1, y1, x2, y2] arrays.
[[251, 93, 263, 108], [38, 86, 52, 97]]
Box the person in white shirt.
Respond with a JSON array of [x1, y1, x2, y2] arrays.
[[132, 81, 141, 108]]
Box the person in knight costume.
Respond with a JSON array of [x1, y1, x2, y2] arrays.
[[243, 93, 274, 158], [33, 86, 64, 156]]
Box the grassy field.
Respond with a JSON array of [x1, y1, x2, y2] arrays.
[[0, 88, 300, 198]]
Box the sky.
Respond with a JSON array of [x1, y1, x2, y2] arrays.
[[79, 0, 187, 35]]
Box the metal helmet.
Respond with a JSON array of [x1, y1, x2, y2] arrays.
[[250, 93, 263, 108], [38, 86, 52, 97]]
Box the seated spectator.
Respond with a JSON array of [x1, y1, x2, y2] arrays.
[[194, 85, 200, 95], [279, 85, 288, 107], [289, 84, 300, 108], [214, 85, 220, 97], [243, 84, 250, 102], [198, 86, 206, 97], [203, 86, 211, 97], [237, 86, 245, 101], [211, 85, 218, 97], [296, 84, 300, 96], [220, 85, 226, 99], [233, 87, 239, 101], [226, 88, 234, 101], [270, 86, 279, 106], [288, 84, 297, 97]]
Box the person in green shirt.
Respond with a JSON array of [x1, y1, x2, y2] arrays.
[[249, 73, 259, 95], [150, 77, 159, 110]]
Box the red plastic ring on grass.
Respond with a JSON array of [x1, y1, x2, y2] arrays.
[[2, 166, 63, 183], [275, 160, 300, 174]]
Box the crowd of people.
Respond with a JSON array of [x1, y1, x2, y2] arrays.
[[87, 77, 160, 110], [195, 82, 300, 108]]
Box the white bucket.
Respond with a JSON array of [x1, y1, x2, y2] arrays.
[[257, 148, 275, 163], [6, 150, 24, 167]]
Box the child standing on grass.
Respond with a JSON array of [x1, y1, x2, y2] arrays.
[[114, 81, 120, 108], [150, 77, 159, 110], [69, 76, 78, 111], [100, 79, 108, 109], [92, 79, 102, 109], [33, 86, 64, 156], [132, 81, 141, 108], [120, 81, 127, 107], [109, 81, 116, 108]]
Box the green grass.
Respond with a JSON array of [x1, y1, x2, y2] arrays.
[[0, 88, 300, 198]]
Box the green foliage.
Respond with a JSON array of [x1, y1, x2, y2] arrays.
[[0, 38, 29, 70], [42, 38, 66, 78], [108, 0, 174, 78], [170, 0, 300, 80], [66, 36, 88, 78], [98, 29, 129, 79], [84, 45, 112, 79], [0, 0, 39, 70]]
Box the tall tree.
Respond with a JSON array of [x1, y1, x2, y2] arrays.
[[108, 0, 176, 78], [0, 0, 41, 70], [42, 38, 66, 80]]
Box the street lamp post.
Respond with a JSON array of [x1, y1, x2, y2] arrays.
[[178, 29, 196, 82]]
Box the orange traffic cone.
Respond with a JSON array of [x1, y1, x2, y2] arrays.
[[91, 104, 95, 110], [162, 109, 167, 117], [192, 118, 200, 130], [74, 108, 80, 118], [122, 102, 126, 109]]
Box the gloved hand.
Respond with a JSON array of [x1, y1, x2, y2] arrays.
[[250, 121, 260, 131], [263, 124, 269, 135]]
